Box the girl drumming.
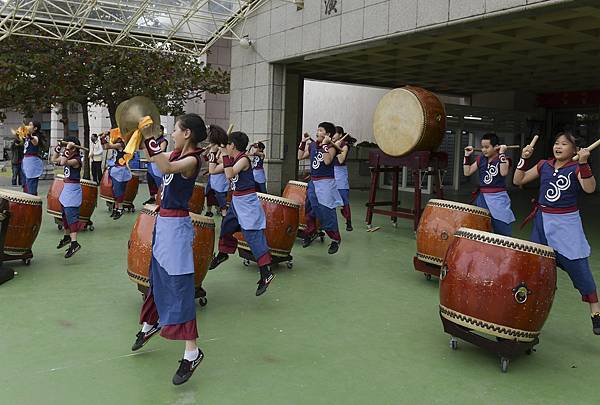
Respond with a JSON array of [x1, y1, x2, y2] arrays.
[[206, 125, 230, 217], [333, 126, 356, 232], [51, 136, 83, 258], [132, 113, 207, 385], [144, 125, 168, 205], [248, 141, 267, 193], [514, 132, 600, 334], [101, 134, 132, 219], [22, 121, 45, 196]]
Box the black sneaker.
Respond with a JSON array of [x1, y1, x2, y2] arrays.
[[57, 236, 71, 249], [172, 349, 204, 385], [143, 197, 156, 205], [256, 273, 275, 296], [131, 324, 161, 351], [110, 208, 116, 218], [328, 241, 340, 254], [205, 211, 214, 217], [65, 241, 81, 258], [209, 252, 229, 270], [346, 221, 353, 232], [113, 209, 124, 220], [302, 233, 317, 248], [592, 313, 600, 335]]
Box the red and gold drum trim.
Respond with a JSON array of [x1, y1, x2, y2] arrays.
[[416, 252, 444, 266], [0, 189, 42, 206], [427, 199, 490, 217], [455, 228, 555, 258], [439, 305, 539, 342], [257, 193, 301, 209], [287, 180, 308, 189]]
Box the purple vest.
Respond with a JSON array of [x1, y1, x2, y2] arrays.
[[64, 153, 82, 183], [231, 153, 255, 193], [538, 159, 581, 208], [160, 150, 202, 211], [310, 141, 335, 178], [251, 155, 264, 170], [114, 139, 127, 167], [156, 135, 168, 149], [334, 142, 348, 167], [24, 136, 40, 156], [477, 155, 508, 189]]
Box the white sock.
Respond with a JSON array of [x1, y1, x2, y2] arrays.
[[141, 322, 153, 333], [184, 348, 199, 361]]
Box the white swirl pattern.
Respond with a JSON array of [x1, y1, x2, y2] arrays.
[[64, 166, 70, 177], [230, 174, 239, 191], [545, 172, 572, 202], [483, 163, 498, 185], [161, 173, 174, 201], [312, 151, 324, 170]]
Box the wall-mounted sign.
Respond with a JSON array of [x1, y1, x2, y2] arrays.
[[322, 0, 339, 18]]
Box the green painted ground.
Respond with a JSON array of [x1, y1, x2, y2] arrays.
[[1, 182, 599, 405]]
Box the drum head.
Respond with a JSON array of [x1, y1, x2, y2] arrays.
[[257, 193, 300, 208], [373, 88, 425, 157], [287, 180, 308, 188], [0, 188, 43, 204]]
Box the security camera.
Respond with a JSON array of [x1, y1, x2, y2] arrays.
[[240, 36, 252, 49]]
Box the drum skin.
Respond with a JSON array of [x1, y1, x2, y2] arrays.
[[156, 182, 205, 214], [439, 228, 557, 342], [235, 193, 300, 257], [282, 181, 309, 231], [373, 86, 446, 157], [0, 189, 42, 255], [47, 175, 97, 222], [99, 169, 139, 205], [416, 199, 492, 266], [127, 205, 214, 288]]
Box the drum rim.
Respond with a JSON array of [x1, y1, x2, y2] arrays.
[[427, 199, 490, 216], [80, 179, 98, 186], [194, 182, 206, 187], [0, 188, 43, 204], [455, 227, 555, 257], [286, 180, 308, 188], [190, 212, 215, 226], [55, 174, 65, 179], [257, 192, 301, 208]]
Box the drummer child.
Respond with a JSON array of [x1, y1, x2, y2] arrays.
[[514, 131, 600, 334], [102, 133, 132, 219], [22, 121, 45, 196], [333, 126, 356, 232], [144, 125, 168, 205], [248, 141, 267, 193], [298, 122, 345, 254], [206, 125, 230, 217], [463, 133, 515, 236], [133, 113, 207, 385], [51, 136, 83, 258], [208, 131, 275, 296]]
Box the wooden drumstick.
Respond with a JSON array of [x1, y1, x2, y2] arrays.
[[59, 140, 89, 152], [226, 124, 234, 135], [573, 137, 600, 161], [529, 134, 540, 148]]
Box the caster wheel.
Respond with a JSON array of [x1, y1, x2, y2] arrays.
[[57, 224, 63, 231], [500, 357, 509, 373], [141, 292, 147, 301], [425, 274, 432, 281], [526, 349, 534, 355], [286, 262, 293, 269], [198, 297, 208, 307], [392, 222, 398, 228], [449, 337, 458, 350], [89, 225, 95, 231], [131, 208, 136, 212], [23, 258, 32, 266], [243, 259, 250, 267]]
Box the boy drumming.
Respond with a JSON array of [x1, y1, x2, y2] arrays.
[[464, 133, 515, 236]]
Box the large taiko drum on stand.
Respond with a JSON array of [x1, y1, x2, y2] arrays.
[[155, 182, 206, 215], [439, 228, 556, 371], [414, 199, 492, 278], [373, 86, 446, 157], [282, 180, 309, 232], [99, 169, 139, 209], [127, 204, 214, 305], [0, 189, 42, 260], [235, 193, 300, 258]]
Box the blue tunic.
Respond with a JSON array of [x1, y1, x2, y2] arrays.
[[230, 153, 266, 230], [251, 155, 266, 184], [59, 154, 82, 208], [22, 136, 44, 179], [309, 141, 343, 209], [475, 155, 515, 224], [210, 172, 229, 193]]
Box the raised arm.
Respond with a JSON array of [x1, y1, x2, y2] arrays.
[[222, 150, 250, 179], [298, 133, 311, 161], [498, 145, 510, 177], [336, 144, 349, 165], [513, 145, 539, 185], [321, 136, 337, 165], [463, 146, 478, 176], [577, 148, 596, 194]]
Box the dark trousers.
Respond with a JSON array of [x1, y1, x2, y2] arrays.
[[11, 163, 22, 186], [91, 161, 102, 184]]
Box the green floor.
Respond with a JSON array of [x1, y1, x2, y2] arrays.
[[1, 182, 599, 405]]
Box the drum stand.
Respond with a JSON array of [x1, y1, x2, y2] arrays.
[[365, 150, 448, 231], [238, 249, 294, 269], [441, 316, 539, 373]]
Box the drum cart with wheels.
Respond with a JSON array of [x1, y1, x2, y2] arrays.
[[238, 249, 294, 270]]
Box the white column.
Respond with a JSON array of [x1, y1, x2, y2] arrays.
[[50, 105, 62, 147]]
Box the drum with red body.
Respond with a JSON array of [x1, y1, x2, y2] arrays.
[[416, 199, 492, 267], [0, 189, 42, 255], [99, 169, 139, 206], [282, 180, 309, 232], [127, 204, 214, 289], [155, 182, 206, 215], [47, 175, 97, 224], [235, 193, 300, 258], [439, 228, 556, 342]]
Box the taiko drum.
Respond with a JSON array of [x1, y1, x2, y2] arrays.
[[282, 180, 309, 231], [416, 199, 492, 267], [155, 182, 206, 214], [99, 169, 139, 205], [0, 189, 42, 255], [439, 228, 557, 342], [47, 175, 98, 223], [127, 204, 214, 289], [235, 193, 300, 257]]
